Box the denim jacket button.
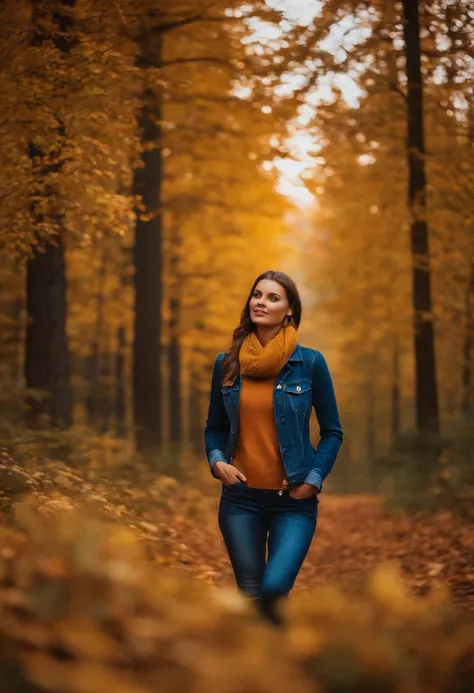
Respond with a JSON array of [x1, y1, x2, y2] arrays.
[[296, 385, 302, 392], [276, 383, 282, 389]]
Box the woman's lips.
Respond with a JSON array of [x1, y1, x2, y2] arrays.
[[254, 310, 267, 316]]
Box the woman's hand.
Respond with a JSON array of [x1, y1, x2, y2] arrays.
[[289, 482, 319, 499], [212, 461, 247, 486]]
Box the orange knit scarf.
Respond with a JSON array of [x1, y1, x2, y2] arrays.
[[238, 324, 298, 380]]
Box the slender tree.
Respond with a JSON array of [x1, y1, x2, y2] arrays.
[[401, 0, 439, 433], [461, 263, 474, 418], [25, 0, 75, 427], [132, 25, 164, 450], [168, 240, 183, 446], [391, 333, 402, 445]]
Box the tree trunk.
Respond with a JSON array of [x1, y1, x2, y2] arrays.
[[86, 253, 105, 428], [366, 369, 375, 465], [461, 263, 474, 418], [85, 350, 100, 426], [462, 103, 474, 419], [14, 297, 24, 388], [115, 325, 127, 437], [168, 311, 183, 444], [402, 0, 439, 434], [25, 0, 75, 427], [188, 366, 204, 455], [168, 239, 182, 444], [132, 35, 164, 451], [391, 333, 401, 446], [25, 238, 72, 426], [98, 331, 113, 433]]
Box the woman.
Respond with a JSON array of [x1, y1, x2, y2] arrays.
[[204, 270, 343, 626]]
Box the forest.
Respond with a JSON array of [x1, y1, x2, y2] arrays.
[[0, 1, 474, 692]]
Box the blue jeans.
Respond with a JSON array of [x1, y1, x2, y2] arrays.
[[218, 482, 318, 601]]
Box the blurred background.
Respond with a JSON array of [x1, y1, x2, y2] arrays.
[[1, 4, 474, 692]]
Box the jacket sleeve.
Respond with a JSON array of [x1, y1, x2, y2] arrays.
[[204, 353, 230, 476], [303, 350, 343, 493]]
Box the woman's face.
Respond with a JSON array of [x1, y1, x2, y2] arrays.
[[249, 279, 293, 328]]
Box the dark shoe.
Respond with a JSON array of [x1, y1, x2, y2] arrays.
[[254, 594, 285, 628]]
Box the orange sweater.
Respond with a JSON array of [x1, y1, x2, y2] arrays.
[[232, 375, 288, 490]]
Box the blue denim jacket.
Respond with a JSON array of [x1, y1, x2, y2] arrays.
[[204, 343, 343, 493]]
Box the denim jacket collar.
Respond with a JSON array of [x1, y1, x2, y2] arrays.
[[288, 343, 303, 362]]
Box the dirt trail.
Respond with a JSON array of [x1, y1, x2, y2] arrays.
[[164, 492, 474, 609], [1, 452, 472, 609]]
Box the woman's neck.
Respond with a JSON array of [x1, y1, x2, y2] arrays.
[[255, 324, 282, 348]]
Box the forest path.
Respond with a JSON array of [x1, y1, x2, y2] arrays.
[[1, 451, 472, 609], [164, 490, 474, 609]]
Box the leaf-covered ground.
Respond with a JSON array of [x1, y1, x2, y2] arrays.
[[155, 490, 474, 610], [2, 444, 474, 693], [1, 447, 473, 611]]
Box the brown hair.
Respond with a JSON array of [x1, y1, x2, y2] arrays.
[[221, 270, 302, 385]]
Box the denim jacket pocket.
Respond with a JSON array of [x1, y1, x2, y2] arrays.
[[285, 381, 312, 415], [221, 385, 239, 424], [285, 381, 312, 394]]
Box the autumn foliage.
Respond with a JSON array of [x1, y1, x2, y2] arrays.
[[0, 496, 473, 693], [0, 1, 474, 689], [0, 432, 472, 693]]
